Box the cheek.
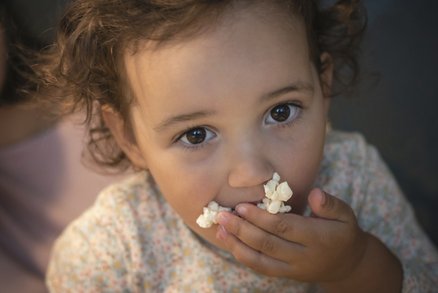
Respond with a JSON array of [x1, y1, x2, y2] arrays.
[[148, 162, 228, 250], [277, 143, 322, 188], [273, 123, 326, 198], [146, 154, 219, 223]]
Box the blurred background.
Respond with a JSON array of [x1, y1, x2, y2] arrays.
[[1, 0, 125, 292]]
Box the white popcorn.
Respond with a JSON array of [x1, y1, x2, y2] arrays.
[[196, 172, 293, 228], [196, 201, 231, 228], [267, 199, 282, 214], [276, 182, 293, 201], [257, 172, 293, 214]]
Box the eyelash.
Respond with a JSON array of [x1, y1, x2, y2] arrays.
[[174, 101, 303, 151], [264, 101, 302, 128], [174, 126, 216, 151]]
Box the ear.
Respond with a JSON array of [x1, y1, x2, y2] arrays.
[[319, 52, 333, 98], [101, 105, 148, 169]]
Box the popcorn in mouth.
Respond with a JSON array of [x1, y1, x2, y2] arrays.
[[196, 201, 231, 228], [196, 172, 293, 228]]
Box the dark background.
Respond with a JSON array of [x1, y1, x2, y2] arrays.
[[5, 0, 438, 246], [330, 0, 438, 245]]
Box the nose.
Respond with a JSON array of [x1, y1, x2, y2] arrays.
[[227, 140, 273, 188]]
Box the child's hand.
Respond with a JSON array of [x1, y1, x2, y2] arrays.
[[215, 188, 368, 283]]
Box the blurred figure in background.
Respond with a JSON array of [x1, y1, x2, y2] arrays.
[[0, 2, 126, 291]]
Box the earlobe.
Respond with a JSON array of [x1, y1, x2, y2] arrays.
[[101, 105, 148, 169]]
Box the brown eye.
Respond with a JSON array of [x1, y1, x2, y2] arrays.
[[270, 104, 291, 122], [179, 127, 216, 147], [265, 103, 300, 125], [185, 128, 206, 144]]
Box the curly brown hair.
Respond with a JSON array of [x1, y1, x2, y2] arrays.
[[34, 0, 366, 172]]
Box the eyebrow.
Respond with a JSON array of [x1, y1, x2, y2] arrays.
[[261, 81, 314, 102], [154, 81, 314, 132], [154, 111, 216, 132]]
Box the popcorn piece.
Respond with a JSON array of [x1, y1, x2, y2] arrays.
[[276, 182, 293, 201], [196, 201, 231, 228], [257, 172, 293, 214], [196, 172, 293, 228], [267, 199, 282, 214]]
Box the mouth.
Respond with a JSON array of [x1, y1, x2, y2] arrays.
[[229, 199, 263, 212]]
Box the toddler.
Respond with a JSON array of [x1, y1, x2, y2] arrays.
[[38, 0, 438, 292]]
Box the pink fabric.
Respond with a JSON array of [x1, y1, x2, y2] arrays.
[[0, 117, 127, 292]]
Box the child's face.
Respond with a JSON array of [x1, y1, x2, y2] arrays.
[[117, 4, 331, 250]]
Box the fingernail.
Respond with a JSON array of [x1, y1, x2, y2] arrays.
[[216, 225, 227, 240], [235, 204, 247, 215], [216, 212, 229, 225], [320, 190, 327, 206]]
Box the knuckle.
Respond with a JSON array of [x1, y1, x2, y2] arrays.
[[233, 248, 254, 268], [274, 218, 290, 236], [260, 236, 275, 253], [323, 192, 336, 211], [247, 254, 266, 274], [233, 249, 245, 263], [346, 207, 356, 220], [231, 218, 242, 236], [229, 239, 244, 259]]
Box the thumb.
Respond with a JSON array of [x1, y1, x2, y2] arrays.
[[308, 188, 353, 222]]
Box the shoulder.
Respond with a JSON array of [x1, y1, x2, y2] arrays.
[[92, 171, 153, 213], [73, 171, 158, 233], [320, 130, 411, 228], [320, 130, 379, 183], [53, 171, 161, 247], [323, 130, 371, 162], [318, 130, 392, 206], [46, 172, 164, 291]]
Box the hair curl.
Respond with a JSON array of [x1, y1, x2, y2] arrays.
[[33, 0, 366, 172]]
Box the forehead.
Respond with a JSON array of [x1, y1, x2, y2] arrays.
[[123, 2, 312, 114]]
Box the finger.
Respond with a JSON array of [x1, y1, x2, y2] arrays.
[[216, 211, 304, 261], [216, 225, 293, 278], [308, 188, 354, 222], [234, 203, 314, 244]]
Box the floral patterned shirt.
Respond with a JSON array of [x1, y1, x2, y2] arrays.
[[46, 131, 438, 292]]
